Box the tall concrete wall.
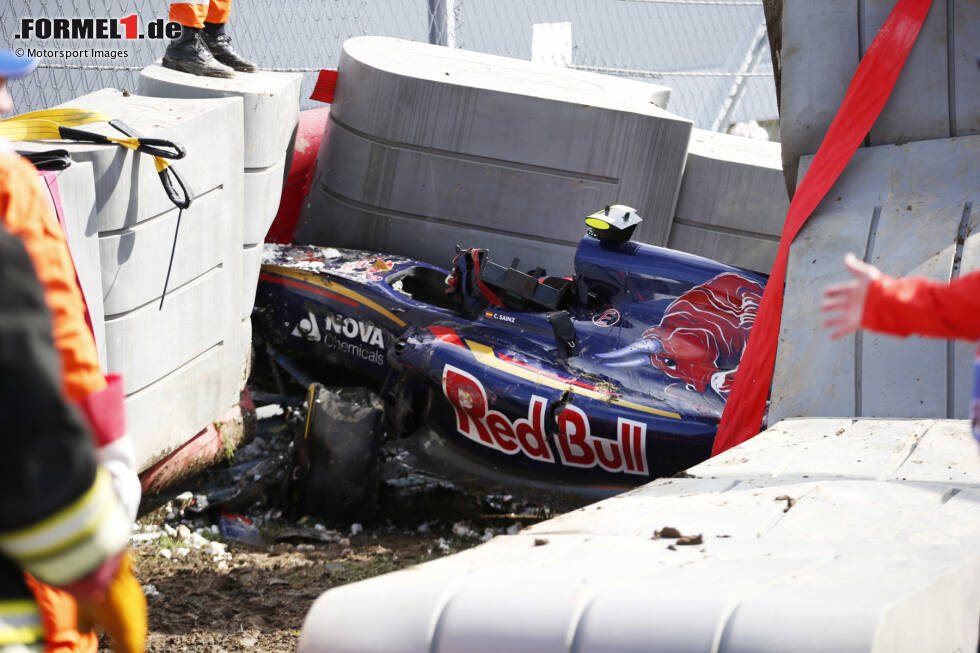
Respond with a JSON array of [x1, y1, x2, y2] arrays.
[[771, 135, 978, 423], [297, 36, 689, 275], [779, 0, 980, 195]]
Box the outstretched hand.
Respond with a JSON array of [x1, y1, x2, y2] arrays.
[[821, 253, 882, 340]]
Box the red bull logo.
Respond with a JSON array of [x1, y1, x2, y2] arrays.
[[597, 273, 763, 397], [442, 365, 649, 476]]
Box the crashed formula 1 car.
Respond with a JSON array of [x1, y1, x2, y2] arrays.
[[253, 206, 766, 506]]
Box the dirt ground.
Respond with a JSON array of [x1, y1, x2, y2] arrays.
[[126, 523, 481, 652]]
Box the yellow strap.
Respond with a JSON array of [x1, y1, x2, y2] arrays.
[[153, 156, 170, 173], [110, 136, 141, 151], [0, 118, 140, 151], [3, 108, 113, 128], [0, 119, 63, 141]]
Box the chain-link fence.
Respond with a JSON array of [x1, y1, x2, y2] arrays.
[[2, 0, 777, 136]]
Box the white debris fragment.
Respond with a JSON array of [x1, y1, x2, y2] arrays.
[[481, 528, 495, 542], [176, 548, 190, 558], [163, 524, 177, 537], [189, 530, 211, 548], [217, 560, 229, 572], [208, 541, 228, 556], [159, 549, 172, 560], [142, 584, 160, 597], [506, 522, 523, 535], [452, 521, 479, 539], [176, 524, 191, 541], [416, 521, 432, 533], [296, 544, 315, 551], [175, 491, 194, 502], [350, 523, 363, 536], [436, 538, 452, 553], [255, 403, 284, 419], [314, 523, 326, 531]]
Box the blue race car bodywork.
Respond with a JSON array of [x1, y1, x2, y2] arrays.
[[253, 232, 766, 497]]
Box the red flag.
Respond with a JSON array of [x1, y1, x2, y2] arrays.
[[712, 0, 935, 456]]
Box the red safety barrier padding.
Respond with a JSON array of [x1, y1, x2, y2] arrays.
[[267, 107, 331, 244], [311, 69, 339, 104], [712, 0, 935, 457]]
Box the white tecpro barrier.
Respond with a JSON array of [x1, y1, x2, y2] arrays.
[[15, 89, 246, 469], [668, 129, 787, 274], [138, 64, 302, 374], [298, 36, 687, 275], [298, 418, 980, 653], [779, 0, 980, 192], [35, 160, 106, 370], [771, 135, 979, 424]]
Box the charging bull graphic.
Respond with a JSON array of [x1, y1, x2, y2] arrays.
[[597, 273, 763, 397]]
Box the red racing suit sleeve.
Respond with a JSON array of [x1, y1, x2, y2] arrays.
[[861, 270, 980, 341]]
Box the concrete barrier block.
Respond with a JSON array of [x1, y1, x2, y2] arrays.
[[771, 201, 873, 421], [37, 161, 107, 370], [128, 343, 226, 469], [779, 0, 859, 191], [138, 64, 302, 169], [863, 0, 950, 145], [779, 0, 979, 191], [668, 129, 787, 273], [15, 90, 245, 235], [299, 37, 690, 259], [298, 418, 980, 653], [303, 189, 580, 276], [104, 266, 230, 393], [771, 136, 979, 423], [667, 223, 778, 275], [14, 89, 247, 459], [99, 189, 233, 315], [243, 158, 286, 246], [241, 243, 262, 321], [952, 1, 980, 137]]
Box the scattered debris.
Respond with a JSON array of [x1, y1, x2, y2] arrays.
[[652, 526, 683, 540], [775, 495, 797, 513], [219, 512, 263, 546], [533, 537, 549, 547], [452, 521, 481, 539], [275, 527, 342, 544], [653, 526, 702, 546]]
